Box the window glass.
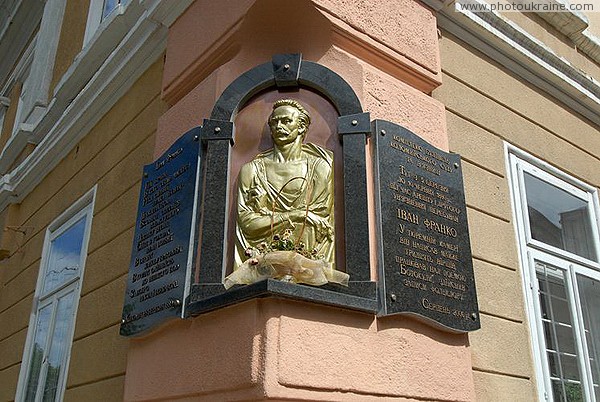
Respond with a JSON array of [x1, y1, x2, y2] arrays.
[[84, 0, 125, 46], [525, 172, 596, 261], [24, 304, 52, 402], [42, 217, 86, 295], [577, 275, 600, 397], [102, 0, 120, 21], [537, 262, 585, 400], [42, 290, 75, 401]]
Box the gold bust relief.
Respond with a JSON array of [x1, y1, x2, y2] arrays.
[[225, 99, 348, 288]]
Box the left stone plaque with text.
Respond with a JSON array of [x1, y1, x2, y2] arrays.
[[120, 128, 201, 337]]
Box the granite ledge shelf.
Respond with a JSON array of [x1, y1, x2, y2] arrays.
[[186, 279, 378, 317]]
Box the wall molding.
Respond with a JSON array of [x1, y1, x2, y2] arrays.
[[321, 8, 442, 94], [162, 18, 242, 106], [21, 0, 68, 127], [533, 2, 600, 63], [434, 0, 600, 127]]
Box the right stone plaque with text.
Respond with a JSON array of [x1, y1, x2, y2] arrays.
[[372, 120, 480, 332]]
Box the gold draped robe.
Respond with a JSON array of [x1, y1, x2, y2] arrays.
[[234, 143, 335, 270]]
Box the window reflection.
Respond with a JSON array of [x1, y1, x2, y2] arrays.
[[102, 0, 120, 21], [536, 262, 585, 401], [525, 173, 596, 261], [24, 305, 52, 402], [42, 291, 74, 401], [577, 275, 600, 397], [42, 217, 86, 295]]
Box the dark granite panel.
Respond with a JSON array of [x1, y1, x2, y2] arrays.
[[372, 120, 480, 332], [201, 119, 234, 143], [188, 279, 377, 316], [273, 53, 302, 87], [338, 112, 371, 136], [121, 127, 201, 336], [198, 138, 230, 284], [340, 134, 370, 281], [210, 62, 275, 121], [299, 61, 362, 116]]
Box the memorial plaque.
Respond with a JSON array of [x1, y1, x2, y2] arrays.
[[372, 120, 480, 332], [120, 128, 201, 337]]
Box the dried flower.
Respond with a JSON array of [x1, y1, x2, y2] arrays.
[[243, 230, 324, 263]]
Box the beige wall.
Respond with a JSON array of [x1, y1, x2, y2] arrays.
[[0, 58, 165, 402], [50, 0, 90, 97], [434, 30, 600, 401], [585, 13, 600, 39], [575, 0, 600, 39]]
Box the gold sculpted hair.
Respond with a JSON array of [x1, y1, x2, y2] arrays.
[[271, 99, 311, 132]]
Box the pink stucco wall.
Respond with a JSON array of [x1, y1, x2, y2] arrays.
[[125, 299, 475, 401], [156, 0, 444, 156], [126, 0, 475, 400]]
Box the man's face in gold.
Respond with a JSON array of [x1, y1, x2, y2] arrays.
[[268, 105, 305, 147]]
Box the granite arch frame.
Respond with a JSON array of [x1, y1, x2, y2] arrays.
[[187, 53, 376, 316]]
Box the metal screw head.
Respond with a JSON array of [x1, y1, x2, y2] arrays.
[[172, 299, 182, 307], [214, 127, 221, 133], [121, 318, 126, 324], [143, 172, 148, 178], [283, 64, 290, 70], [193, 135, 199, 141], [380, 129, 386, 136], [351, 120, 358, 126], [390, 293, 397, 302], [454, 162, 459, 169], [471, 312, 477, 320]]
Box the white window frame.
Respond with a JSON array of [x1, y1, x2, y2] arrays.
[[12, 67, 32, 137], [515, 159, 600, 264], [15, 187, 96, 402], [83, 0, 125, 47], [507, 144, 600, 401], [0, 0, 67, 160], [5, 36, 36, 140], [22, 0, 69, 125]]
